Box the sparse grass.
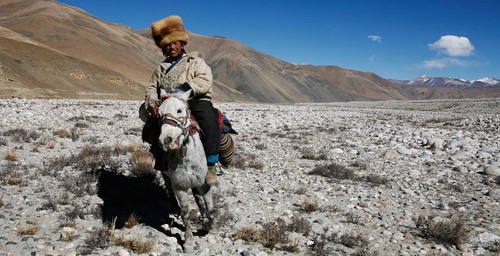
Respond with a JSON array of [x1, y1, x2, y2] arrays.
[[4, 149, 18, 161], [288, 215, 312, 236], [350, 161, 368, 170], [53, 129, 72, 138], [59, 191, 71, 205], [235, 226, 263, 242], [352, 247, 379, 256], [61, 227, 78, 242], [17, 222, 39, 236], [301, 148, 328, 160], [309, 231, 373, 255], [112, 233, 155, 254], [3, 128, 29, 142], [47, 140, 56, 149], [235, 217, 303, 253], [262, 217, 290, 249], [365, 174, 391, 185], [253, 160, 265, 170], [130, 151, 154, 176], [0, 137, 9, 146], [42, 197, 58, 211], [32, 142, 41, 152], [296, 187, 307, 195], [302, 198, 319, 213], [309, 163, 358, 181], [417, 215, 469, 247], [79, 224, 113, 255], [7, 172, 24, 186], [335, 233, 370, 248], [124, 212, 140, 228], [64, 203, 86, 221]]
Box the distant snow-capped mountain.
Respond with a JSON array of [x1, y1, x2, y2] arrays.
[[392, 76, 500, 89]]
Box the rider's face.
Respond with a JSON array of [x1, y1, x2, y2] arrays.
[[163, 41, 183, 58]]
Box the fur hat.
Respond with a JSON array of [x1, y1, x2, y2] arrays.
[[151, 15, 188, 48]]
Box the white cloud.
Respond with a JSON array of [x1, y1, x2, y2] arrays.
[[369, 55, 375, 61], [428, 35, 474, 57], [420, 58, 469, 69], [368, 35, 382, 42]]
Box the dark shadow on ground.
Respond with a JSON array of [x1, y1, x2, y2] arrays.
[[96, 170, 181, 232]]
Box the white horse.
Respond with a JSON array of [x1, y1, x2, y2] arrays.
[[157, 90, 216, 253]]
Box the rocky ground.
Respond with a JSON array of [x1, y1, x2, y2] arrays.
[[0, 98, 499, 256]]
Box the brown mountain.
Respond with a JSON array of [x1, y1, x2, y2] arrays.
[[0, 0, 440, 102]]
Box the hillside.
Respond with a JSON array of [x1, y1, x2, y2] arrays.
[[0, 0, 497, 102]]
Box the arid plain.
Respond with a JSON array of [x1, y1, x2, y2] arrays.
[[0, 98, 499, 255]]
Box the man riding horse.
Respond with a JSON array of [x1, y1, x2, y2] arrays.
[[140, 15, 221, 185]]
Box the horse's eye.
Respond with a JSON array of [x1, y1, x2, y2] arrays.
[[177, 109, 183, 114]]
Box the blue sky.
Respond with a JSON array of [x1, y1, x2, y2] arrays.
[[58, 0, 499, 81]]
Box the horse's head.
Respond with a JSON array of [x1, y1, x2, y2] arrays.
[[157, 90, 192, 152]]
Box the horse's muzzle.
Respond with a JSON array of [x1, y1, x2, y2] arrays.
[[160, 136, 178, 151]]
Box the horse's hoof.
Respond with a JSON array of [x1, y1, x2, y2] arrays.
[[203, 218, 218, 232], [183, 243, 195, 253]]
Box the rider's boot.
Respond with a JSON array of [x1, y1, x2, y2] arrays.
[[205, 164, 218, 185]]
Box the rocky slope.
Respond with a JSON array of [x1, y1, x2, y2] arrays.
[[1, 98, 499, 255], [0, 0, 411, 102]]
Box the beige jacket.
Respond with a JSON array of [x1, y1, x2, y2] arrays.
[[145, 53, 213, 111]]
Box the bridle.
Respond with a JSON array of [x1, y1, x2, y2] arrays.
[[160, 113, 189, 135], [157, 96, 200, 156]]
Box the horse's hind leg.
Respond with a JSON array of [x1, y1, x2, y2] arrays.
[[174, 189, 195, 253]]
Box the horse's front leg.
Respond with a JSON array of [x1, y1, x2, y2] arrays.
[[194, 184, 217, 231], [174, 188, 195, 253]]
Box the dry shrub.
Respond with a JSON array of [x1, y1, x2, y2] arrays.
[[61, 227, 78, 242], [352, 247, 379, 256], [288, 215, 312, 235], [32, 142, 41, 152], [309, 231, 373, 255], [309, 163, 358, 181], [3, 128, 29, 142], [4, 150, 18, 161], [47, 140, 56, 149], [417, 216, 468, 247], [131, 151, 154, 176], [235, 226, 263, 242], [309, 232, 335, 256], [365, 174, 390, 185], [262, 217, 290, 249], [253, 161, 265, 170], [59, 191, 71, 205], [0, 137, 8, 146], [79, 225, 113, 255], [302, 198, 319, 213], [296, 187, 307, 195], [351, 161, 368, 170], [53, 129, 72, 138], [17, 222, 39, 236], [7, 172, 25, 186], [335, 233, 370, 248], [235, 218, 300, 252], [301, 148, 328, 160], [124, 212, 140, 228], [113, 234, 155, 254]]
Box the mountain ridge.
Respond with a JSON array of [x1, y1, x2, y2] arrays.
[[0, 0, 498, 102]]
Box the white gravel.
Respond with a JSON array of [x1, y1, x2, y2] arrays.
[[0, 98, 499, 256]]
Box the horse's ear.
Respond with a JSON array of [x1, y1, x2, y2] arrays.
[[178, 89, 192, 101], [159, 89, 168, 98]]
